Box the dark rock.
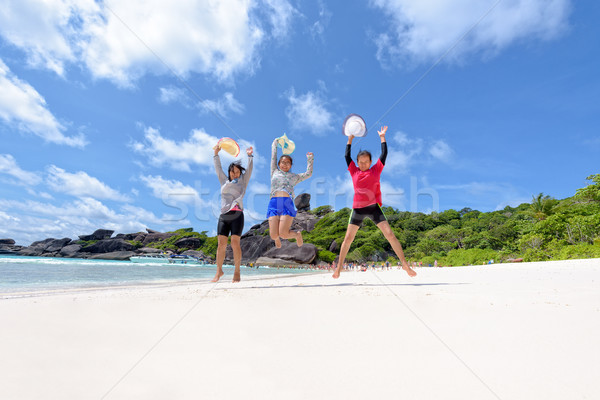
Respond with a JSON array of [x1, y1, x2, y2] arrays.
[[225, 235, 273, 263], [18, 247, 45, 257], [82, 239, 135, 254], [294, 193, 311, 211], [138, 247, 163, 254], [290, 211, 319, 233], [182, 249, 209, 261], [146, 228, 159, 234], [29, 238, 56, 249], [78, 229, 114, 241], [254, 257, 301, 266], [0, 239, 15, 245], [45, 238, 73, 253], [88, 251, 136, 261], [174, 237, 202, 250], [328, 239, 338, 252], [59, 244, 82, 257], [142, 232, 176, 245], [116, 233, 143, 241], [262, 240, 317, 264]]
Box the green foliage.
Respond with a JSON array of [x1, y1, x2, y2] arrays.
[[310, 205, 334, 216], [317, 250, 336, 263], [126, 240, 144, 249], [146, 231, 209, 251], [574, 174, 600, 203], [200, 236, 218, 258], [76, 239, 98, 247]]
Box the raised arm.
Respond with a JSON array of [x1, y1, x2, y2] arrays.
[[213, 145, 227, 184], [378, 126, 388, 165], [270, 138, 278, 176], [345, 135, 354, 167], [241, 147, 254, 186], [295, 152, 314, 183]]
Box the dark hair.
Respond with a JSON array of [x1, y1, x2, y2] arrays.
[[356, 150, 372, 162], [278, 155, 293, 167], [228, 161, 246, 181]]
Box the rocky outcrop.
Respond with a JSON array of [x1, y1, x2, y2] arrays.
[[78, 229, 114, 241], [0, 238, 22, 254], [81, 239, 135, 254], [88, 251, 136, 261], [294, 193, 311, 211], [59, 244, 82, 257], [174, 237, 203, 250]]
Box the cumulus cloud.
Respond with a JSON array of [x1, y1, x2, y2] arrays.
[[0, 0, 296, 87], [284, 86, 334, 135], [0, 197, 180, 245], [140, 175, 200, 204], [0, 154, 42, 185], [46, 165, 130, 201], [200, 92, 245, 118], [370, 0, 571, 67], [158, 86, 192, 107], [384, 131, 424, 171], [131, 126, 220, 171], [0, 59, 87, 147], [429, 139, 453, 162]]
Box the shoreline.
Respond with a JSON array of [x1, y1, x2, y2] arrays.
[[1, 259, 599, 399]]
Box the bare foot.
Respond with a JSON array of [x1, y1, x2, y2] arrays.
[[296, 231, 303, 247], [403, 264, 417, 277], [232, 271, 240, 283], [331, 261, 341, 279], [274, 237, 281, 248], [211, 269, 224, 282]]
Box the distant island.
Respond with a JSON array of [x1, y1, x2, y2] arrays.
[[1, 174, 599, 267]]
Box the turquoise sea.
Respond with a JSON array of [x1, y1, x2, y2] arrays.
[[0, 255, 312, 295]]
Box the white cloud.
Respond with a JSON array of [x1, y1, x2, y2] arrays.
[[371, 0, 571, 66], [200, 92, 245, 118], [429, 139, 453, 162], [46, 165, 130, 201], [158, 86, 192, 107], [285, 86, 334, 135], [140, 175, 199, 205], [0, 197, 184, 245], [131, 126, 220, 172], [384, 131, 424, 172], [0, 59, 87, 147], [0, 0, 297, 86], [0, 154, 42, 185], [309, 1, 332, 41]]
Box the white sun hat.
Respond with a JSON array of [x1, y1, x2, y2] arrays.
[[342, 114, 367, 137]]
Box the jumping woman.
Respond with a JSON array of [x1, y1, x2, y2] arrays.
[[212, 144, 253, 282], [267, 136, 314, 248], [332, 126, 417, 279]]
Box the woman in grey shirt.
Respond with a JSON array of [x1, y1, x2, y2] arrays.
[[212, 145, 253, 282]]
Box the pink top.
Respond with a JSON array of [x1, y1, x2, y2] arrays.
[[231, 204, 242, 212], [348, 159, 384, 209]]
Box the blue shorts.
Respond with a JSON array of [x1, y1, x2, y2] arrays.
[[267, 197, 297, 218]]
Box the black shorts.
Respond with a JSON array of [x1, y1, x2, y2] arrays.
[[349, 204, 387, 226], [217, 210, 244, 237]]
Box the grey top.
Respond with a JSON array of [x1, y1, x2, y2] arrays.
[[214, 154, 253, 214], [270, 139, 313, 198]]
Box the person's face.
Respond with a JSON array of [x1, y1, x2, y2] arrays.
[[357, 155, 372, 172], [229, 166, 241, 180], [278, 157, 292, 172]]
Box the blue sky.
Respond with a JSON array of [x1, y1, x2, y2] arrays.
[[1, 0, 598, 245]]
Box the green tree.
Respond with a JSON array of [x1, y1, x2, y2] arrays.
[[574, 174, 600, 203], [530, 193, 558, 220]]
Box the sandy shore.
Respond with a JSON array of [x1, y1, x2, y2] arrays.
[[1, 259, 599, 400]]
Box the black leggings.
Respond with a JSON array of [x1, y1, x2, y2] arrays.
[[217, 210, 244, 236]]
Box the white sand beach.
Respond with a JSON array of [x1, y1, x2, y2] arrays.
[[1, 259, 599, 400]]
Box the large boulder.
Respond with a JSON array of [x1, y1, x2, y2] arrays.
[[261, 240, 317, 264], [88, 251, 136, 261], [0, 239, 15, 245], [328, 239, 338, 252], [59, 244, 82, 257], [78, 229, 114, 241], [294, 193, 311, 211], [142, 232, 177, 245], [138, 247, 163, 254], [81, 239, 135, 254], [174, 237, 202, 250], [254, 257, 302, 266], [290, 211, 319, 233], [225, 235, 273, 263], [45, 238, 73, 253]]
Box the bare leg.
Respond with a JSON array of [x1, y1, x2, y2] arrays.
[[212, 235, 228, 282], [231, 235, 242, 282], [278, 215, 303, 246], [268, 216, 282, 248], [332, 224, 360, 279], [377, 221, 416, 277]]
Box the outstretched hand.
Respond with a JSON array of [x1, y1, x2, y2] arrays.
[[307, 152, 314, 158], [213, 145, 220, 155], [246, 146, 254, 156], [378, 126, 388, 138]]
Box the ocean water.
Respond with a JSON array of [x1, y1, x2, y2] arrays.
[[0, 255, 312, 295]]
